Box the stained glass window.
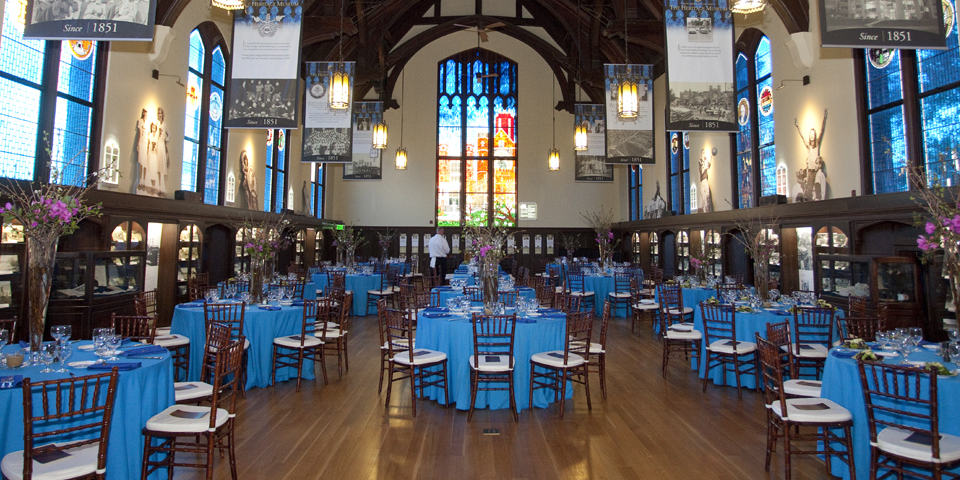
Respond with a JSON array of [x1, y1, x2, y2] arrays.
[[0, 0, 101, 185], [264, 129, 288, 213], [437, 49, 517, 227], [628, 166, 643, 221], [182, 27, 229, 204], [310, 163, 324, 217], [667, 131, 690, 215], [733, 35, 774, 207]]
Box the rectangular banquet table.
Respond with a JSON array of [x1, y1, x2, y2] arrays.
[[414, 309, 571, 412], [311, 272, 382, 316], [0, 342, 174, 480], [170, 302, 312, 389], [821, 348, 960, 479]]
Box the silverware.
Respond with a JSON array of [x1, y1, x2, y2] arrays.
[[127, 356, 163, 359]]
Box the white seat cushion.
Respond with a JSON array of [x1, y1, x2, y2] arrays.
[[145, 405, 230, 434], [570, 291, 595, 297], [273, 335, 323, 348], [153, 334, 190, 348], [393, 349, 447, 366], [707, 339, 758, 355], [207, 338, 250, 353], [382, 339, 410, 351], [1, 440, 100, 480], [155, 326, 172, 336], [793, 343, 829, 358], [877, 426, 960, 463], [368, 289, 395, 296], [468, 354, 514, 372], [569, 340, 603, 354], [531, 350, 586, 368], [770, 397, 852, 423], [665, 329, 702, 340], [316, 329, 346, 339], [174, 381, 214, 402], [666, 307, 694, 315], [608, 292, 631, 299], [783, 379, 822, 398], [633, 303, 659, 310]]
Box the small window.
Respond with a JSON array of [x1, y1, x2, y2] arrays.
[[102, 142, 120, 184], [776, 165, 787, 196]]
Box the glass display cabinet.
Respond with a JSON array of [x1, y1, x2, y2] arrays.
[[47, 250, 145, 339], [649, 232, 659, 267], [818, 254, 920, 306], [676, 231, 690, 275], [177, 224, 202, 295], [703, 229, 722, 277]]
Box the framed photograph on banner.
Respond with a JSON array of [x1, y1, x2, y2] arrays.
[[24, 0, 156, 40], [819, 0, 947, 48], [575, 104, 613, 182], [604, 64, 655, 164], [344, 102, 383, 179], [302, 61, 354, 163], [534, 235, 542, 255]]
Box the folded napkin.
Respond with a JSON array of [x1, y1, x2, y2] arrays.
[[423, 307, 449, 313], [87, 362, 141, 371], [180, 303, 204, 309], [121, 346, 168, 357], [292, 300, 304, 306], [515, 317, 537, 323], [770, 309, 791, 316], [258, 305, 281, 311], [0, 375, 23, 389], [538, 308, 561, 314], [421, 312, 451, 318], [831, 349, 858, 358]]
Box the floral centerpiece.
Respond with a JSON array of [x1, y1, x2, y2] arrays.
[[465, 225, 510, 313], [238, 215, 291, 303], [558, 232, 580, 263], [689, 248, 710, 285], [911, 166, 960, 319], [376, 228, 397, 263], [728, 203, 779, 301], [0, 167, 103, 355], [332, 225, 367, 270], [581, 206, 620, 270]]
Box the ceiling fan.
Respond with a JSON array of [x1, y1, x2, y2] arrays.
[[455, 21, 505, 43]]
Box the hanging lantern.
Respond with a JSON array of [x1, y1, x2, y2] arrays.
[[574, 123, 589, 151], [372, 121, 388, 149], [395, 147, 408, 170], [329, 68, 350, 109], [211, 0, 243, 10], [548, 148, 560, 171], [730, 0, 766, 14], [618, 77, 639, 119]]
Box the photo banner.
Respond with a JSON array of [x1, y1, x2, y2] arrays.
[[604, 64, 655, 164], [225, 0, 302, 129], [575, 104, 613, 182], [818, 0, 946, 48], [344, 102, 382, 180], [24, 0, 156, 40], [664, 0, 736, 132], [301, 61, 354, 163]]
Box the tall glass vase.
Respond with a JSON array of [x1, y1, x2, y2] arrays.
[[754, 260, 770, 302], [249, 256, 265, 304], [481, 258, 499, 314], [27, 236, 58, 358], [345, 247, 356, 272]]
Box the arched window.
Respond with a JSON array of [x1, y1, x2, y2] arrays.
[[436, 48, 518, 227], [776, 164, 787, 196], [182, 26, 228, 205], [733, 34, 774, 207], [264, 129, 288, 212], [667, 132, 690, 215], [0, 0, 104, 185], [860, 12, 960, 192], [689, 185, 698, 212]]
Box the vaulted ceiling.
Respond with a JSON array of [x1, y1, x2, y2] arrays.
[[156, 0, 809, 110]]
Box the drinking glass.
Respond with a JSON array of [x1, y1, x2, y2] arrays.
[[94, 327, 114, 338], [909, 327, 923, 350], [57, 325, 71, 344], [768, 289, 780, 303], [207, 288, 220, 303], [949, 328, 960, 344], [239, 292, 251, 304], [39, 343, 57, 373], [107, 334, 122, 361], [0, 329, 8, 364], [94, 336, 111, 364], [56, 344, 71, 373], [50, 326, 63, 344]]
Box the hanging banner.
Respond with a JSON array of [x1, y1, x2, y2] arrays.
[[575, 104, 613, 182], [604, 64, 655, 164], [664, 0, 736, 132], [818, 0, 946, 48], [302, 61, 354, 163], [225, 0, 302, 129], [344, 102, 383, 179], [24, 0, 156, 40]]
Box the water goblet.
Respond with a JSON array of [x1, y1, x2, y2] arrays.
[[94, 336, 111, 364], [107, 334, 122, 361], [94, 327, 114, 339], [239, 292, 251, 304], [768, 289, 781, 303], [56, 344, 71, 373], [39, 343, 57, 373], [57, 325, 71, 344], [949, 328, 960, 345], [50, 326, 63, 344]]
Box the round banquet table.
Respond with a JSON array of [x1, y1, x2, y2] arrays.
[[311, 273, 382, 316], [432, 286, 536, 306], [170, 303, 312, 389], [217, 281, 317, 301], [414, 309, 571, 412], [581, 274, 632, 318], [821, 348, 960, 479], [0, 342, 174, 480]]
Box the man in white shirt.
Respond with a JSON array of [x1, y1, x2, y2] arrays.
[[428, 227, 450, 281]]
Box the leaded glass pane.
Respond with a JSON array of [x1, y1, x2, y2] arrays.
[[189, 30, 204, 74], [438, 96, 462, 157], [0, 76, 41, 180], [264, 167, 272, 211], [683, 170, 690, 214], [465, 193, 488, 226], [760, 144, 777, 196], [757, 77, 774, 147], [735, 53, 748, 92], [211, 46, 226, 86], [466, 159, 488, 193], [465, 96, 489, 156], [181, 139, 198, 191], [738, 154, 754, 209], [865, 50, 902, 109], [437, 159, 461, 226], [493, 193, 515, 226], [51, 97, 91, 186], [275, 171, 284, 212], [921, 88, 960, 182], [0, 0, 45, 85], [204, 147, 219, 204], [755, 37, 771, 78], [869, 106, 908, 193], [57, 42, 97, 102], [494, 160, 515, 194], [492, 97, 516, 157], [184, 72, 202, 141], [207, 84, 223, 148], [918, 11, 960, 93]]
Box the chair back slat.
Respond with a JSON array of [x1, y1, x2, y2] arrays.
[[498, 290, 518, 307], [840, 316, 880, 342], [700, 303, 736, 345], [201, 322, 234, 383], [210, 338, 246, 429], [848, 295, 869, 317], [385, 309, 417, 363], [471, 313, 517, 362], [658, 283, 684, 311], [791, 306, 835, 349], [464, 286, 482, 302], [555, 292, 581, 314], [564, 312, 593, 361], [756, 335, 788, 414], [567, 273, 587, 294], [328, 271, 346, 289], [111, 313, 156, 343], [613, 273, 631, 295]]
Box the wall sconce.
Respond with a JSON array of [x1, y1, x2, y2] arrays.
[[777, 75, 811, 90]]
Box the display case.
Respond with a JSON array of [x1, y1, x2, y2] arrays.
[[818, 254, 921, 307], [47, 250, 145, 339]]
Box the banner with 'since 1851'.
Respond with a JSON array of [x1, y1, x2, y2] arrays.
[[664, 0, 736, 132], [301, 61, 354, 163], [24, 0, 156, 40], [604, 64, 655, 164]]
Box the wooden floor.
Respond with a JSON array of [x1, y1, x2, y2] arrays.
[[168, 314, 840, 480]]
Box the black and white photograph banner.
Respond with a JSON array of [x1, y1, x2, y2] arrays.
[[604, 64, 654, 165], [301, 61, 354, 163], [24, 0, 156, 40], [344, 102, 382, 180], [575, 104, 613, 182], [818, 0, 946, 48], [225, 0, 302, 129], [664, 0, 736, 132]]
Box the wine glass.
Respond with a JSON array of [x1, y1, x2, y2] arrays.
[[94, 336, 111, 364], [57, 325, 71, 345], [39, 343, 57, 373], [50, 326, 63, 344], [909, 327, 923, 349], [107, 334, 122, 361], [768, 289, 781, 303], [948, 328, 959, 345], [56, 344, 71, 373]]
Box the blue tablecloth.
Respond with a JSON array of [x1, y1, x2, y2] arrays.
[[415, 311, 571, 412], [170, 304, 311, 389], [311, 273, 382, 316], [218, 282, 317, 301], [432, 286, 536, 306], [582, 275, 634, 318], [821, 349, 960, 479], [0, 342, 174, 480]]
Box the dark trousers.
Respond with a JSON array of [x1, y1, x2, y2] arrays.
[[433, 257, 447, 284]]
